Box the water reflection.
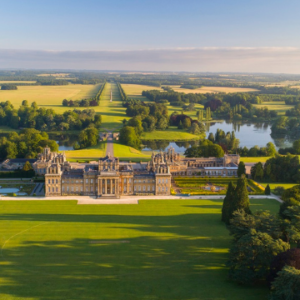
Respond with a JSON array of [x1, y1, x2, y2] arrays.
[[142, 121, 297, 154]]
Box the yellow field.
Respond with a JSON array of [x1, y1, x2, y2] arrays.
[[37, 73, 70, 77], [169, 85, 259, 94], [0, 84, 100, 108], [121, 84, 163, 95], [0, 81, 36, 84]]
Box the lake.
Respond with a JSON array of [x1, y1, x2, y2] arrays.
[[142, 121, 296, 154]]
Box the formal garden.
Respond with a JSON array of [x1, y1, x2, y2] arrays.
[[172, 177, 265, 195]]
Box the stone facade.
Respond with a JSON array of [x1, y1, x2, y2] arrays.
[[36, 146, 239, 198]]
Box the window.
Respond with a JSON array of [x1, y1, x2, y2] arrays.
[[91, 179, 93, 184], [162, 179, 164, 184], [159, 187, 161, 192], [129, 178, 132, 183], [158, 179, 161, 184], [91, 186, 93, 192], [143, 186, 146, 191], [48, 179, 50, 184], [67, 186, 69, 192], [81, 187, 83, 192], [134, 186, 137, 191], [86, 187, 89, 192], [124, 186, 127, 192], [52, 179, 54, 184], [71, 187, 74, 192], [129, 186, 132, 192], [86, 179, 88, 184], [147, 186, 150, 191], [152, 186, 155, 191], [124, 178, 127, 183], [56, 187, 58, 192], [56, 179, 58, 184], [48, 187, 50, 192], [76, 187, 78, 192], [76, 180, 78, 183], [138, 186, 141, 191], [52, 187, 54, 192], [166, 179, 168, 184], [62, 180, 64, 183], [62, 187, 65, 192]]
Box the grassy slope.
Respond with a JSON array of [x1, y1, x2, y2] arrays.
[[63, 142, 107, 159], [113, 142, 151, 158], [0, 84, 101, 110], [259, 182, 298, 191], [141, 126, 202, 141], [240, 157, 271, 163], [0, 199, 278, 300]]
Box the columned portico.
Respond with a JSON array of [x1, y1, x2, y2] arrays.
[[97, 176, 120, 198]]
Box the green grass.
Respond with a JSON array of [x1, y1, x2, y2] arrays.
[[63, 142, 107, 159], [240, 157, 271, 163], [259, 182, 298, 191], [253, 101, 293, 115], [0, 126, 20, 134], [141, 127, 202, 141], [113, 142, 151, 159], [99, 82, 130, 130], [0, 199, 278, 300]]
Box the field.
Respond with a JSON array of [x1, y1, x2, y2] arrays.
[[141, 127, 203, 141], [0, 199, 279, 300], [253, 101, 293, 115], [63, 142, 106, 159], [169, 85, 259, 94], [259, 182, 298, 192], [0, 84, 101, 109], [0, 81, 36, 84], [240, 157, 270, 163], [113, 142, 151, 159]]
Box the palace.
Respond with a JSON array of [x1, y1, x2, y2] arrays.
[[33, 147, 239, 198]]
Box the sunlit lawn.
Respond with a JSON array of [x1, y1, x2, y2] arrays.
[[63, 142, 107, 159], [113, 142, 151, 159], [0, 199, 278, 300]]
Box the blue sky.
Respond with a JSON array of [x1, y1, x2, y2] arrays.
[[1, 0, 300, 72]]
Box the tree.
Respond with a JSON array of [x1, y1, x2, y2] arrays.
[[237, 161, 246, 177], [119, 126, 140, 149], [183, 118, 191, 129], [208, 132, 215, 143], [265, 184, 271, 195], [222, 181, 235, 224], [23, 161, 32, 171], [227, 230, 290, 285], [21, 100, 28, 106], [231, 176, 251, 216], [251, 162, 264, 180], [189, 123, 201, 135], [270, 266, 300, 300], [293, 139, 300, 154], [268, 248, 300, 286], [178, 120, 183, 129], [266, 142, 277, 156]]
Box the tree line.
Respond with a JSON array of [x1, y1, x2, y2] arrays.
[[0, 101, 102, 131]]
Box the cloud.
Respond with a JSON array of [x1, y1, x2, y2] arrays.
[[1, 47, 300, 73]]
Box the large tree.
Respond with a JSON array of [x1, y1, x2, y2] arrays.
[[237, 161, 246, 177], [270, 266, 300, 300], [227, 230, 290, 285], [232, 176, 251, 215], [221, 181, 235, 224]]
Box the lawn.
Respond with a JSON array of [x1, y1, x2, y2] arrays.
[[0, 84, 101, 109], [63, 142, 107, 159], [169, 85, 259, 94], [0, 199, 278, 300], [253, 101, 293, 115], [240, 157, 270, 163], [259, 182, 298, 191], [113, 142, 151, 159], [141, 127, 203, 141], [98, 82, 130, 130]]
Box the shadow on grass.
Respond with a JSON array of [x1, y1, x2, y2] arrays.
[[0, 212, 268, 300]]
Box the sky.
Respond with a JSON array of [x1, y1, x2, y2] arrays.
[[1, 0, 300, 73]]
